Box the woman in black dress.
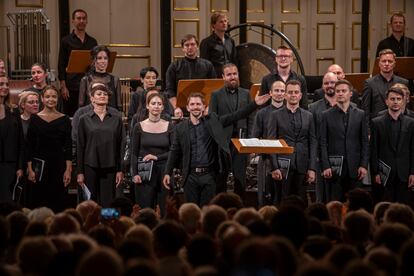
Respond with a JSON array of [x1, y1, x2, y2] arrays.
[[77, 83, 124, 207], [131, 92, 174, 214], [0, 76, 24, 201], [26, 85, 72, 212], [78, 45, 122, 111]]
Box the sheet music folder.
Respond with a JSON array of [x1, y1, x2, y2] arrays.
[[66, 50, 117, 74], [231, 138, 294, 154]]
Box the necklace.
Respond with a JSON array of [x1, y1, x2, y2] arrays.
[[148, 117, 161, 123]]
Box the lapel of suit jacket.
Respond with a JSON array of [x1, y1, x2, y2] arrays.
[[182, 120, 191, 151]]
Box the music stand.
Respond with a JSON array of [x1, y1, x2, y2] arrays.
[[249, 83, 261, 99], [372, 57, 414, 80], [66, 50, 117, 74], [231, 138, 294, 154], [345, 73, 370, 95], [176, 79, 224, 108]]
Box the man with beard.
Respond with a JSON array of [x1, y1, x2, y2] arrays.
[[361, 49, 408, 121], [208, 63, 254, 197], [163, 92, 270, 206], [320, 80, 369, 202], [58, 9, 97, 116], [313, 64, 360, 105], [370, 87, 414, 203], [309, 72, 338, 202], [260, 45, 308, 108], [268, 80, 317, 202], [252, 80, 286, 206]]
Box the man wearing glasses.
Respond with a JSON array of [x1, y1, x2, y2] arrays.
[[260, 45, 308, 108]]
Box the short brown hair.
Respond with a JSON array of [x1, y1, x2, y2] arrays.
[[386, 87, 405, 98], [285, 79, 301, 91], [89, 83, 111, 97], [181, 34, 198, 47], [146, 92, 164, 106], [210, 12, 227, 27], [187, 92, 205, 104], [378, 49, 396, 58], [335, 79, 353, 91], [390, 12, 405, 24]]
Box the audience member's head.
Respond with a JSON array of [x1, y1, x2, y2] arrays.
[[267, 236, 299, 276], [324, 244, 360, 271], [124, 259, 159, 276], [235, 237, 279, 275], [245, 219, 272, 237], [301, 235, 332, 260], [326, 201, 344, 227], [118, 238, 154, 263], [306, 203, 330, 222], [76, 247, 123, 276], [374, 223, 413, 253], [383, 203, 414, 231], [295, 263, 337, 276], [153, 220, 187, 258], [49, 213, 81, 235], [343, 209, 374, 248], [209, 192, 244, 211], [308, 216, 325, 236], [202, 205, 228, 238], [342, 260, 379, 276], [280, 195, 306, 210], [27, 207, 54, 223], [6, 211, 28, 246], [322, 221, 344, 243], [400, 237, 414, 276], [87, 224, 116, 248], [373, 202, 392, 226], [0, 201, 22, 217], [270, 206, 309, 248], [346, 188, 374, 213], [133, 208, 159, 230], [67, 233, 97, 261], [233, 208, 262, 226], [64, 208, 84, 227], [258, 205, 278, 224], [76, 200, 98, 222], [187, 234, 217, 269], [179, 203, 201, 235], [111, 197, 133, 217], [17, 236, 57, 275], [125, 224, 153, 253], [364, 246, 398, 276]]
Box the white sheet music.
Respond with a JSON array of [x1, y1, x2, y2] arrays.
[[239, 138, 283, 147]]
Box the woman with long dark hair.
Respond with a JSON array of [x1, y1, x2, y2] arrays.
[[78, 45, 122, 111]]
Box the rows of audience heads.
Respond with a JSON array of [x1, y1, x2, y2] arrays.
[[0, 190, 413, 276]]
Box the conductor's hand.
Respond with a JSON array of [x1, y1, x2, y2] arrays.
[[254, 92, 271, 106], [61, 86, 70, 100], [163, 174, 171, 190]]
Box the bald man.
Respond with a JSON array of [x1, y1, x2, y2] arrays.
[[313, 64, 360, 105]]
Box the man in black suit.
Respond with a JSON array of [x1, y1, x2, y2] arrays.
[[370, 87, 414, 204], [320, 79, 369, 202], [260, 46, 308, 108], [313, 64, 360, 105], [268, 80, 317, 202], [163, 92, 270, 207], [208, 63, 254, 197], [309, 71, 337, 203], [361, 49, 408, 121], [252, 80, 285, 206], [376, 82, 414, 118]]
